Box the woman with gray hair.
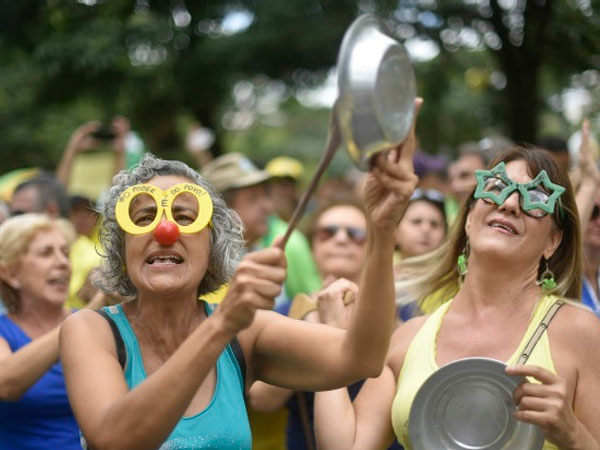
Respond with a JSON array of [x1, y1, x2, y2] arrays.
[[59, 100, 421, 450]]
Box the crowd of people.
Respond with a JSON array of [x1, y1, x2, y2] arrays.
[[0, 98, 599, 450]]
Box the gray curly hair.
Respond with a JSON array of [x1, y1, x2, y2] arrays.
[[96, 153, 246, 298]]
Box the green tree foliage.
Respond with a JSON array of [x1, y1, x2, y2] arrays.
[[0, 0, 598, 172], [393, 0, 600, 144]]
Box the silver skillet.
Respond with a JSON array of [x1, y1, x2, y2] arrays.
[[336, 13, 417, 170], [408, 357, 544, 450], [281, 14, 416, 245]]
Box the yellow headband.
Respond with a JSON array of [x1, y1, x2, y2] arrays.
[[115, 182, 213, 235]]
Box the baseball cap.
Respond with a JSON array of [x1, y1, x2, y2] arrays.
[[201, 153, 272, 193], [265, 156, 305, 181]]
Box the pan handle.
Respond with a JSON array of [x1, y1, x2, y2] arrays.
[[277, 102, 342, 249]]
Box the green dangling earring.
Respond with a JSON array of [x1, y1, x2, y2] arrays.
[[537, 258, 557, 291], [457, 254, 468, 276], [457, 239, 469, 280]]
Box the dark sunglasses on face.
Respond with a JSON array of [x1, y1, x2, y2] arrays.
[[592, 205, 600, 221], [315, 225, 367, 245], [411, 188, 445, 206]]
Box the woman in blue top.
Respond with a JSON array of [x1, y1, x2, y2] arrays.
[[59, 100, 422, 450], [0, 213, 106, 449]]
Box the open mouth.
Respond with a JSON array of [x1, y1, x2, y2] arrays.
[[146, 254, 184, 265], [488, 219, 518, 235], [48, 275, 69, 287], [327, 251, 356, 259]]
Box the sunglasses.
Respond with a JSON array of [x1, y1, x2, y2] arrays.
[[315, 225, 367, 245], [592, 205, 600, 221], [411, 188, 445, 205]]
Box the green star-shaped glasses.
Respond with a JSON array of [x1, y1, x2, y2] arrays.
[[473, 162, 565, 218]]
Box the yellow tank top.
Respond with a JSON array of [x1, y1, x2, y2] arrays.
[[391, 295, 561, 450]]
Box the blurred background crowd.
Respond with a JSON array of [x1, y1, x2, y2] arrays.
[[1, 1, 600, 449]]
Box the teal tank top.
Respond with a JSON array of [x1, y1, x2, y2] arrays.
[[102, 302, 251, 450]]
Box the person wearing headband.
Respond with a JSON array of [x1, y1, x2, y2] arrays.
[[314, 146, 600, 450], [58, 101, 421, 450]]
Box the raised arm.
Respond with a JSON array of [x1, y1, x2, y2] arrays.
[[575, 119, 600, 232], [56, 121, 101, 186], [56, 117, 129, 186], [60, 247, 286, 450], [109, 115, 129, 177], [313, 364, 398, 450], [313, 317, 427, 450], [248, 278, 359, 413], [247, 98, 423, 390]]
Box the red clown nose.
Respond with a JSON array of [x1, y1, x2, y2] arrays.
[[153, 220, 180, 246]]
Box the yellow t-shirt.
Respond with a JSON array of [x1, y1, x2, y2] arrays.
[[391, 295, 561, 450], [202, 284, 228, 304], [68, 151, 115, 202], [67, 235, 102, 309]]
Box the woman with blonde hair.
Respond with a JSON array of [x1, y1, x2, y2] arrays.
[[0, 213, 104, 449], [314, 146, 600, 449]]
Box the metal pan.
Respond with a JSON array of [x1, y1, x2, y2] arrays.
[[408, 357, 544, 450], [336, 14, 416, 170], [281, 14, 415, 245]]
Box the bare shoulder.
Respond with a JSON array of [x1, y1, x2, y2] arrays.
[[387, 315, 429, 377], [62, 308, 106, 332], [549, 301, 600, 360], [551, 301, 600, 338], [60, 309, 116, 353], [390, 315, 429, 347]]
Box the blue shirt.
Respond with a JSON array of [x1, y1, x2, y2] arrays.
[[101, 302, 251, 449], [0, 314, 81, 450], [582, 275, 600, 317]]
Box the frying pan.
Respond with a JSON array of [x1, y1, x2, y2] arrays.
[[281, 14, 416, 246], [337, 14, 416, 170]]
